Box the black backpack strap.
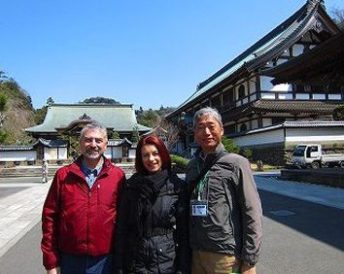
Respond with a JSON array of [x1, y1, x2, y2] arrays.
[[189, 151, 228, 194]]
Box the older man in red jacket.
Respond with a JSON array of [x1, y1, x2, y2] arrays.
[[41, 121, 125, 274]]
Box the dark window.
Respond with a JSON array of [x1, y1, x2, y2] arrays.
[[224, 124, 236, 134], [211, 96, 221, 108], [328, 83, 341, 92], [311, 146, 318, 152], [223, 88, 234, 104], [271, 117, 285, 125], [239, 123, 247, 132], [303, 44, 310, 53], [295, 84, 305, 92], [310, 85, 322, 92], [238, 85, 245, 99], [306, 146, 311, 158]]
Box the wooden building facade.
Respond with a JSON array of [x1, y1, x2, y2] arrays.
[[166, 0, 344, 165]]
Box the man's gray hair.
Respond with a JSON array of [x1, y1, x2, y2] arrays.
[[80, 121, 108, 140], [193, 107, 223, 129]]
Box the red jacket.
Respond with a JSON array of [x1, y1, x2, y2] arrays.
[[41, 157, 125, 270]]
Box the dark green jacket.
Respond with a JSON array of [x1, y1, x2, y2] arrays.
[[186, 144, 262, 266]]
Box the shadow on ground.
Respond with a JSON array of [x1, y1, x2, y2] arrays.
[[259, 189, 344, 251]]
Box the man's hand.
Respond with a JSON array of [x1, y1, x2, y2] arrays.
[[47, 267, 60, 274], [241, 263, 257, 274]]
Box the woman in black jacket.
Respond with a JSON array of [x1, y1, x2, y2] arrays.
[[115, 135, 190, 274]]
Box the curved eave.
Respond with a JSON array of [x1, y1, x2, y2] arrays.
[[166, 66, 248, 119], [261, 31, 344, 85], [248, 3, 333, 72], [167, 2, 325, 119]]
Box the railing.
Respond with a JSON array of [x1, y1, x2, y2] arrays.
[[214, 91, 343, 113]]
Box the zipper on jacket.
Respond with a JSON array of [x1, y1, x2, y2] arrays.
[[87, 188, 91, 253]]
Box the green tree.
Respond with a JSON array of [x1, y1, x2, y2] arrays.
[[241, 148, 253, 160], [0, 72, 34, 144], [81, 97, 120, 105], [60, 133, 80, 159], [34, 97, 56, 124], [137, 109, 160, 127], [46, 97, 55, 105], [0, 129, 8, 143], [131, 125, 140, 143], [34, 107, 48, 124], [111, 131, 120, 139], [0, 93, 8, 128], [0, 70, 8, 83], [222, 136, 240, 153], [333, 105, 344, 120]]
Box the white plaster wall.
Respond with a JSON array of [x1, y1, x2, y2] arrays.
[[328, 94, 342, 100], [286, 128, 344, 143], [128, 149, 136, 159], [0, 151, 37, 161], [249, 78, 256, 93], [44, 148, 57, 160], [312, 94, 326, 100], [292, 44, 304, 56], [251, 119, 259, 129], [58, 148, 68, 160], [105, 147, 122, 159], [233, 128, 284, 147], [235, 82, 247, 99], [262, 118, 272, 127], [295, 93, 310, 99]]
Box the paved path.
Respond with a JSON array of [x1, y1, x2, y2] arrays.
[[0, 177, 51, 258], [254, 172, 344, 210], [0, 172, 343, 273]]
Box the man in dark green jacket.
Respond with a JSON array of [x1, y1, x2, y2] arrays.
[[186, 107, 262, 274]]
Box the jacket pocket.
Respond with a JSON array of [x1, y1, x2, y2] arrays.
[[156, 238, 176, 273]]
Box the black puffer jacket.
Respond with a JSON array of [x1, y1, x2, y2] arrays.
[[114, 169, 190, 274]]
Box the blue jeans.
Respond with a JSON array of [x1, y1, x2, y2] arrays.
[[60, 253, 113, 274]]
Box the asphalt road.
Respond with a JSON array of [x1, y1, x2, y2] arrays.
[[0, 178, 343, 274]]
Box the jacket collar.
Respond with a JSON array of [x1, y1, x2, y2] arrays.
[[195, 143, 226, 166], [69, 155, 112, 178]]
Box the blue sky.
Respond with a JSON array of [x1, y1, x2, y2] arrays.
[[0, 0, 343, 110]]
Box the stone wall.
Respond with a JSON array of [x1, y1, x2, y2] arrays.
[[281, 168, 344, 188]]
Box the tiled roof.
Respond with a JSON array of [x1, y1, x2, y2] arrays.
[[0, 138, 69, 151], [283, 120, 344, 127], [222, 100, 341, 120], [33, 138, 68, 148], [168, 0, 339, 117], [252, 100, 340, 113], [25, 104, 151, 133], [107, 138, 133, 147], [0, 145, 33, 151]]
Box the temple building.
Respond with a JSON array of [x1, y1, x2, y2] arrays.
[[166, 0, 344, 165], [16, 103, 151, 163]]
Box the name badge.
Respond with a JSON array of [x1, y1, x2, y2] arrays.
[[190, 200, 208, 217]]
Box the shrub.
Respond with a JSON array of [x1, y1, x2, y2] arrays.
[[333, 104, 344, 120], [171, 154, 190, 168], [222, 136, 240, 153], [241, 148, 252, 160]]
